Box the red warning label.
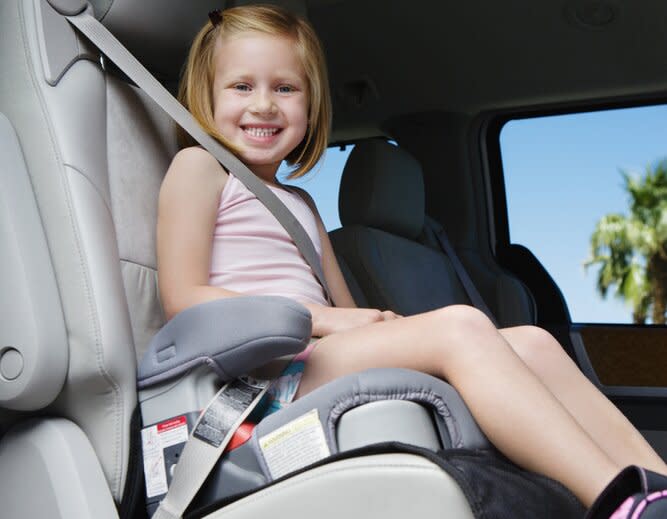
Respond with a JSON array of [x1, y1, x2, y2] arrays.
[[157, 415, 187, 433]]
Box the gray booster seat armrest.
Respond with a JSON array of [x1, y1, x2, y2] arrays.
[[137, 296, 312, 388]]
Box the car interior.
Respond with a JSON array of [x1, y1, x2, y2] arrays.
[[1, 0, 666, 518]]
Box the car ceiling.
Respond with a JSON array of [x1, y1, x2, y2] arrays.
[[97, 0, 667, 140]]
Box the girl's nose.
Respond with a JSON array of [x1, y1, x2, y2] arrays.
[[250, 90, 277, 116]]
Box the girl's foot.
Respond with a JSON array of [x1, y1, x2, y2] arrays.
[[587, 466, 667, 519]]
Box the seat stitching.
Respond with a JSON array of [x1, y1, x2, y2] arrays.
[[120, 258, 156, 271]]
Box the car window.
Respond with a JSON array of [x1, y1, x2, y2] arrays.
[[279, 145, 354, 231], [500, 105, 667, 325]]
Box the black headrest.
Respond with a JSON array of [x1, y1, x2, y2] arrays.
[[338, 139, 425, 239]]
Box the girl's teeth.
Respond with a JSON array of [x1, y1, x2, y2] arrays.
[[245, 127, 278, 137]]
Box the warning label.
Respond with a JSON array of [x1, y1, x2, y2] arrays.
[[259, 409, 330, 480], [193, 378, 267, 448], [141, 415, 189, 498], [156, 415, 188, 447]]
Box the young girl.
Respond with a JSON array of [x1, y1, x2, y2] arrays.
[[157, 5, 667, 517]]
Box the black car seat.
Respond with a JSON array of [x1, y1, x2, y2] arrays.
[[330, 139, 536, 326]]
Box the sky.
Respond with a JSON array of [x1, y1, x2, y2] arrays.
[[500, 105, 667, 324], [279, 145, 351, 228], [281, 103, 667, 324]]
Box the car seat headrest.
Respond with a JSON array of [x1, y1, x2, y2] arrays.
[[45, 0, 86, 16], [338, 139, 425, 240]]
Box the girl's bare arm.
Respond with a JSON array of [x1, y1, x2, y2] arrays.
[[157, 147, 241, 320]]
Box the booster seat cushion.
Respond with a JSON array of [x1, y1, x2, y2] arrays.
[[184, 367, 490, 514], [249, 367, 489, 481]]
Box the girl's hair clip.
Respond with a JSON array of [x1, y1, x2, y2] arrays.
[[208, 9, 223, 27]]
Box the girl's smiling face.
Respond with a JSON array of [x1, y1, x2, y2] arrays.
[[212, 32, 309, 182]]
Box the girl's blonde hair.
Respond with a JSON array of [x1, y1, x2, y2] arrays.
[[178, 4, 331, 178]]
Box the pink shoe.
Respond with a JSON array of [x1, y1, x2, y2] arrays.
[[608, 490, 667, 518], [609, 497, 635, 519], [587, 466, 667, 519]]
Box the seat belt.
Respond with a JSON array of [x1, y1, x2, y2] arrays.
[[64, 10, 333, 306], [62, 11, 329, 519], [150, 377, 271, 519], [428, 219, 499, 327]]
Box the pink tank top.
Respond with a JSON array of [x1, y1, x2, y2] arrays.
[[208, 174, 328, 306]]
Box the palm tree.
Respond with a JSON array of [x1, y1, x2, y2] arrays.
[[586, 160, 667, 324]]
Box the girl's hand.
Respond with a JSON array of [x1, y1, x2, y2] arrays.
[[303, 304, 401, 337]]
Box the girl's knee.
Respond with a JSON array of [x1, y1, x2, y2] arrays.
[[435, 304, 496, 330], [505, 325, 568, 370], [514, 325, 557, 347], [430, 304, 499, 345]]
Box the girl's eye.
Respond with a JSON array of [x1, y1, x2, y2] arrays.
[[276, 85, 295, 94], [234, 84, 251, 92]]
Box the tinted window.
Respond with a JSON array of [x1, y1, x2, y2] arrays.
[[500, 105, 667, 324]]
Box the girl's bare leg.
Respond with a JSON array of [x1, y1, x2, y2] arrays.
[[500, 326, 667, 475], [296, 305, 619, 507]]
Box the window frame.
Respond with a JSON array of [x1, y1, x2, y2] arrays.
[[483, 96, 667, 328]]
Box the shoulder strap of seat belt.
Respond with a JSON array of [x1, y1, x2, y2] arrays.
[[64, 11, 334, 306], [428, 220, 499, 327]]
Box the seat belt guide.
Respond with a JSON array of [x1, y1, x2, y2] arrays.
[[193, 376, 268, 448]]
